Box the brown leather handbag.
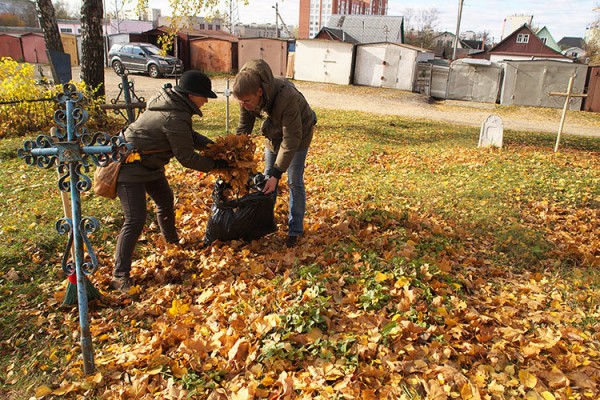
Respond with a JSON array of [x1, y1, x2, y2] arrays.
[[93, 148, 169, 199]]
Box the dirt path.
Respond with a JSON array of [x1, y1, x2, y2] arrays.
[[97, 67, 599, 138]]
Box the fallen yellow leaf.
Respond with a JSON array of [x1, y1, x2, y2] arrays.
[[519, 370, 538, 389], [35, 385, 52, 397]]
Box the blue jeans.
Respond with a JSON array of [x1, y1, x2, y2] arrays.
[[265, 147, 308, 237]]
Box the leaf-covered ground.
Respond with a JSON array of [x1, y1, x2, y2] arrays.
[[1, 107, 599, 399]]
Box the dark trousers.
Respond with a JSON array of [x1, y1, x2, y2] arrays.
[[113, 176, 178, 278]]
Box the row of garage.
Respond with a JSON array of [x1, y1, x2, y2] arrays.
[[1, 27, 598, 112]]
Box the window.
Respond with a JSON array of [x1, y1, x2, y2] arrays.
[[216, 25, 220, 30], [541, 37, 547, 44], [516, 34, 529, 44], [60, 28, 73, 33], [200, 24, 205, 29], [208, 24, 213, 30]]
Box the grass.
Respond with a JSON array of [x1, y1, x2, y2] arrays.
[[0, 101, 599, 398]]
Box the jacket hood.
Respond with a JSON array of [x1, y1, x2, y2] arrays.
[[239, 59, 278, 111], [147, 85, 203, 116]]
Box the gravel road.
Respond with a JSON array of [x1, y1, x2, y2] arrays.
[[93, 67, 599, 138]]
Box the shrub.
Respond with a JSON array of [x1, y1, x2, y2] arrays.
[[0, 57, 57, 137], [0, 57, 122, 138]]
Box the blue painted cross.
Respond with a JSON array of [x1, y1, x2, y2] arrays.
[[18, 83, 130, 375]]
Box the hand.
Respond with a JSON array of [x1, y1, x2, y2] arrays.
[[262, 176, 278, 194]]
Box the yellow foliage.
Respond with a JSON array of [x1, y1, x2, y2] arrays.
[[0, 57, 118, 138]]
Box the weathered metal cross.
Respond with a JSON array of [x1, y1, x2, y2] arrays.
[[99, 64, 146, 125], [18, 83, 130, 375]]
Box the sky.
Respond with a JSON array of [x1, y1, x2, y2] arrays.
[[72, 1, 598, 43]]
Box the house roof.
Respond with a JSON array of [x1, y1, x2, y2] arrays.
[[462, 39, 483, 50], [557, 37, 585, 50], [315, 27, 358, 44], [432, 31, 480, 50], [326, 14, 404, 44], [357, 42, 433, 53], [149, 26, 239, 42]]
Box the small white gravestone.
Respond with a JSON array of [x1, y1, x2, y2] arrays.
[[478, 115, 504, 148]]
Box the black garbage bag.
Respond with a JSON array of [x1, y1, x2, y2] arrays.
[[204, 173, 276, 245]]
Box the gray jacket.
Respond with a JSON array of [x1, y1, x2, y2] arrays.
[[236, 59, 316, 178], [118, 85, 216, 182]]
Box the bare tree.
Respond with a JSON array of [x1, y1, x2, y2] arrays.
[[585, 5, 600, 63], [80, 0, 105, 98], [36, 0, 64, 53], [403, 7, 440, 49], [54, 0, 80, 19]]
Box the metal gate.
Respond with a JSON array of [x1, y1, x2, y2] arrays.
[[414, 62, 432, 95]]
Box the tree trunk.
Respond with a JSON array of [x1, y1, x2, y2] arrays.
[[80, 0, 105, 98], [36, 0, 64, 53]]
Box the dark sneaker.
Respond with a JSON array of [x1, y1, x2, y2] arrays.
[[285, 235, 299, 248], [110, 276, 132, 294]]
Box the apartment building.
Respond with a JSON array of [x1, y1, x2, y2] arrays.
[[299, 0, 387, 39]]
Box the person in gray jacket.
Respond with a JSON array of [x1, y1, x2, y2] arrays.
[[233, 59, 316, 248], [111, 70, 226, 294]]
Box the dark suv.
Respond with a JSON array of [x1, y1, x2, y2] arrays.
[[108, 42, 183, 78]]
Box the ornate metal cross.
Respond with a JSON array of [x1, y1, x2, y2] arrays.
[[99, 64, 146, 125], [18, 83, 130, 375]]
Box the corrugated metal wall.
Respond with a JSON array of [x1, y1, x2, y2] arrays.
[[447, 60, 502, 103], [500, 60, 587, 109]]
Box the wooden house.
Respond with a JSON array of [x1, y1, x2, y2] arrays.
[[535, 26, 561, 53], [470, 24, 570, 63]]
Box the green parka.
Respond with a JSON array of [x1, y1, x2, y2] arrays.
[[118, 85, 216, 182], [236, 59, 316, 179]]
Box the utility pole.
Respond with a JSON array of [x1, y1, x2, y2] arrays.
[[452, 0, 464, 61], [272, 2, 292, 38], [274, 2, 280, 38]]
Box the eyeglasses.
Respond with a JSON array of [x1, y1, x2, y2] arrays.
[[237, 90, 262, 106], [237, 95, 256, 106]]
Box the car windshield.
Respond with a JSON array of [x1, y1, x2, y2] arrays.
[[142, 45, 162, 56]]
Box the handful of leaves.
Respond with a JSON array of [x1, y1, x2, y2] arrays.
[[202, 134, 260, 197]]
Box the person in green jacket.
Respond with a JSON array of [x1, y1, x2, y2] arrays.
[[233, 59, 317, 248], [111, 70, 227, 294]]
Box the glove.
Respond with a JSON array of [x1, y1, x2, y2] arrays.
[[214, 159, 231, 169]]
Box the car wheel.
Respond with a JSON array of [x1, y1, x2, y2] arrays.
[[148, 64, 161, 78], [112, 60, 124, 75]]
